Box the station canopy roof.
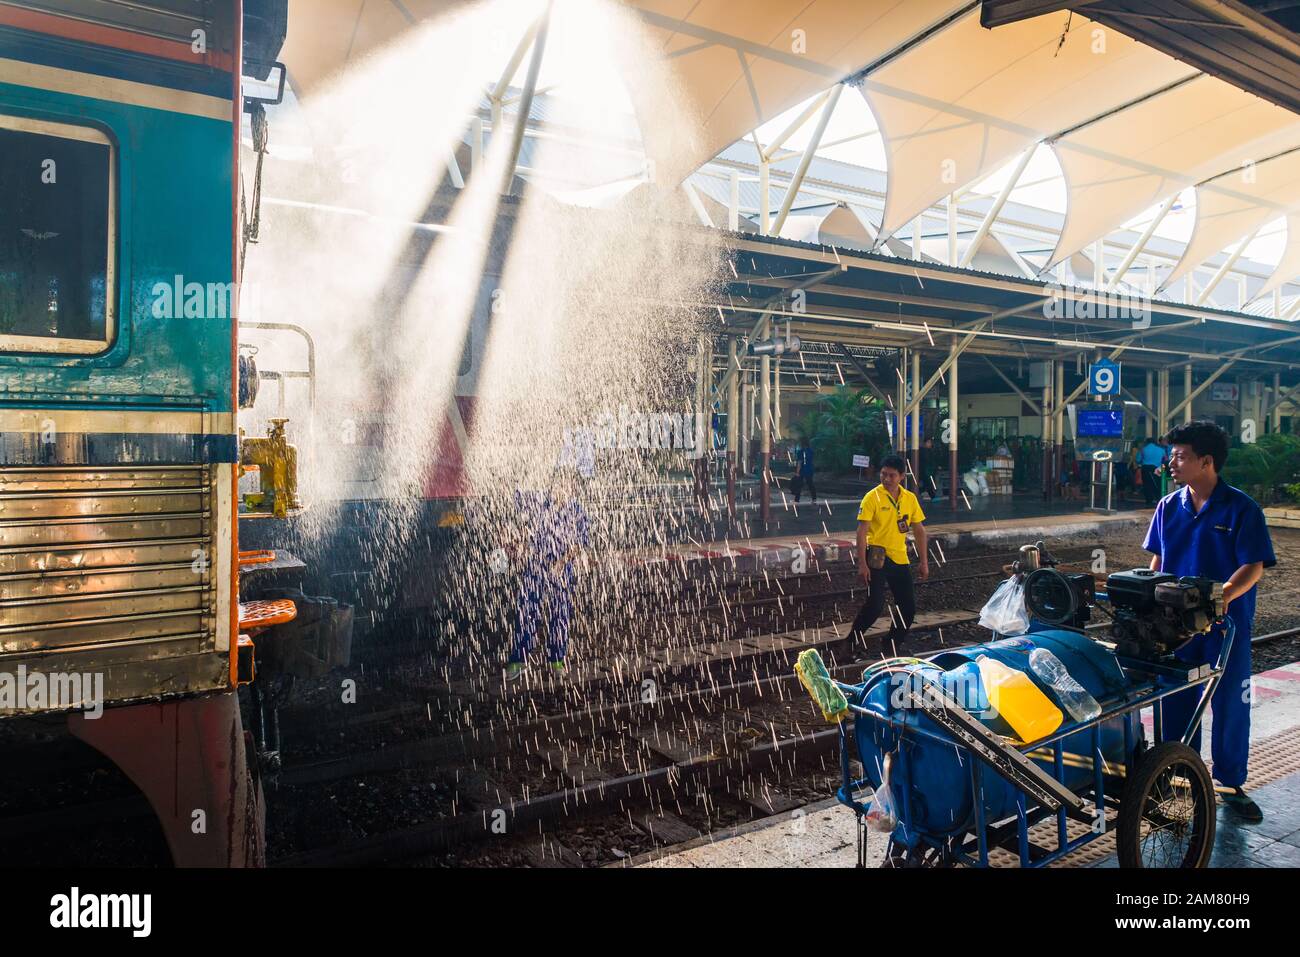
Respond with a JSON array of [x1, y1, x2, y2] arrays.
[[280, 0, 1300, 304]]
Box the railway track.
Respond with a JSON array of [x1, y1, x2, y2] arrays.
[[266, 622, 1300, 867], [4, 620, 1297, 866], [6, 536, 1296, 867]]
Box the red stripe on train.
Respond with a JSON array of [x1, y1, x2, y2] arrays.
[[0, 3, 235, 72]]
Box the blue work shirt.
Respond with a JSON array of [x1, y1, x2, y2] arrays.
[[1142, 481, 1276, 638], [797, 447, 814, 477], [515, 490, 590, 580], [1138, 442, 1167, 468]]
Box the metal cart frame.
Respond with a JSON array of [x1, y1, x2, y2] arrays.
[[834, 618, 1235, 868]]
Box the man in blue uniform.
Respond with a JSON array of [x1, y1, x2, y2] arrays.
[[505, 475, 590, 681], [1142, 421, 1275, 822], [1137, 437, 1168, 506]]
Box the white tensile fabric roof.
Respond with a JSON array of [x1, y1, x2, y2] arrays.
[[1257, 212, 1300, 302], [1049, 73, 1300, 270], [857, 7, 1195, 242], [280, 0, 1300, 293], [624, 0, 968, 183], [280, 0, 421, 95], [1162, 149, 1300, 289]]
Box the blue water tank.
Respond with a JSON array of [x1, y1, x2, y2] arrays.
[[852, 629, 1131, 842]]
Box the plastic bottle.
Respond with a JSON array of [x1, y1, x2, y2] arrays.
[[975, 655, 1062, 743], [1028, 647, 1102, 724], [940, 661, 990, 715]]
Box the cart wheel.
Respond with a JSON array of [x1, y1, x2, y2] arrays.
[[1117, 742, 1215, 868], [912, 845, 953, 868], [879, 841, 950, 868]]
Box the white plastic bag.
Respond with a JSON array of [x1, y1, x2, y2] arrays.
[[866, 754, 899, 832], [979, 576, 1030, 635]]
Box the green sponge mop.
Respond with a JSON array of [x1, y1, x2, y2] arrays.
[[795, 649, 850, 723]]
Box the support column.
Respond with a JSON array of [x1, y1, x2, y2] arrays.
[[910, 350, 921, 492], [1158, 369, 1169, 439], [1183, 364, 1193, 424], [726, 338, 739, 519], [1146, 369, 1154, 438], [693, 335, 709, 506], [749, 370, 758, 474], [759, 159, 770, 236], [728, 170, 740, 232], [1042, 361, 1052, 501], [1256, 379, 1265, 438], [1274, 372, 1283, 434], [896, 348, 908, 454], [740, 374, 751, 476], [470, 117, 483, 172], [949, 341, 959, 510], [760, 341, 772, 528], [501, 12, 550, 196], [946, 194, 958, 266], [1055, 359, 1066, 499], [1238, 377, 1248, 440], [774, 359, 783, 441]]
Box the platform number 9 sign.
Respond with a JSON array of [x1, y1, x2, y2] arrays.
[[1089, 360, 1120, 397]]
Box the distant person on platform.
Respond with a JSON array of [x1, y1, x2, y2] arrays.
[[849, 455, 929, 652], [1060, 456, 1082, 501], [1115, 442, 1136, 502], [793, 442, 816, 503], [505, 466, 591, 682], [1143, 421, 1275, 822], [919, 436, 937, 500], [1138, 436, 1167, 507]]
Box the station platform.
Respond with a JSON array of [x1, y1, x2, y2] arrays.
[[623, 494, 1150, 574], [689, 484, 1152, 545], [631, 662, 1300, 869]]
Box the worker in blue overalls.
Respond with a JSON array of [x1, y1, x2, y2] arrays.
[[1142, 421, 1276, 822], [505, 471, 590, 682]]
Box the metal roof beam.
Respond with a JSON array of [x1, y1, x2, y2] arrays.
[[771, 85, 844, 237], [723, 234, 1300, 335], [1168, 360, 1238, 420], [981, 355, 1043, 414], [958, 147, 1036, 269], [1106, 194, 1176, 292], [708, 300, 1298, 367]]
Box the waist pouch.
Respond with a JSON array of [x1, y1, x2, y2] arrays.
[[867, 545, 887, 570]]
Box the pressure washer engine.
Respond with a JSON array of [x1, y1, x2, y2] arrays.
[[1104, 569, 1219, 660], [1012, 543, 1217, 659]]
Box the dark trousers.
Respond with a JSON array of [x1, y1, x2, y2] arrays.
[[1140, 465, 1158, 505], [794, 473, 816, 502], [849, 558, 916, 641]]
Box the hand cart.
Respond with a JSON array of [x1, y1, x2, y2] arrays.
[[829, 617, 1235, 869]]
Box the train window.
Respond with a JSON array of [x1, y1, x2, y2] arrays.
[[0, 115, 115, 355]]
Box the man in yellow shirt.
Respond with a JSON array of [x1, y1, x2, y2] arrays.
[[850, 455, 929, 649]]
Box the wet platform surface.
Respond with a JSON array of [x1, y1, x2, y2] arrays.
[[629, 497, 1149, 572], [634, 662, 1300, 869], [691, 485, 1152, 545]]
